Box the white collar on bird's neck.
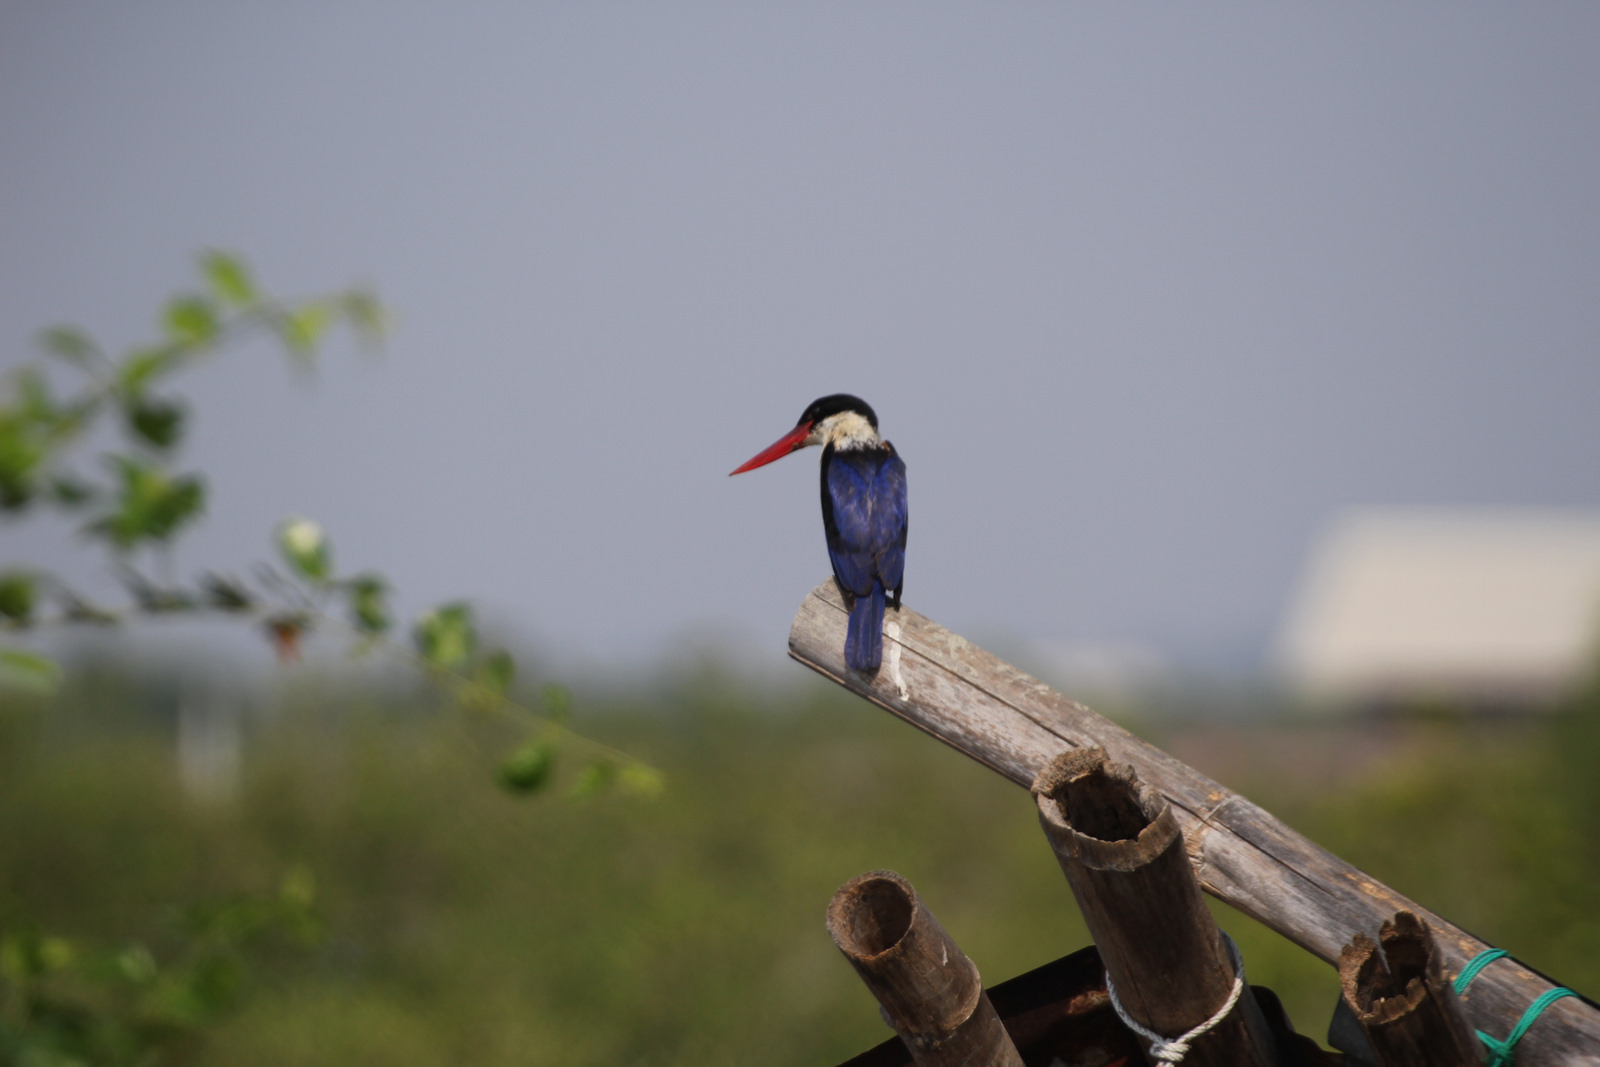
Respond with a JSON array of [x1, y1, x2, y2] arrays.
[[809, 410, 881, 451]]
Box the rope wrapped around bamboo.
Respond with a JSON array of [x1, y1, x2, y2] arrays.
[[1032, 747, 1276, 1067]]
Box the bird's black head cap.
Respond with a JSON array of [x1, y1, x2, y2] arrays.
[[799, 394, 877, 430]]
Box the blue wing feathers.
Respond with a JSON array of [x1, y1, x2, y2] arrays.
[[823, 444, 907, 672]]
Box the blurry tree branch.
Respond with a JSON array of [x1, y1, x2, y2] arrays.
[[0, 250, 659, 801]]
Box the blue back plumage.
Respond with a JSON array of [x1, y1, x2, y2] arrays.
[[821, 443, 907, 671]]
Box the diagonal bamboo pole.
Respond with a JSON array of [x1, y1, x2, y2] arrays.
[[788, 580, 1600, 1066]]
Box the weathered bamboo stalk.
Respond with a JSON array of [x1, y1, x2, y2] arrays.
[[789, 580, 1600, 1065], [1033, 747, 1275, 1067], [1337, 912, 1479, 1067], [826, 870, 1024, 1067]]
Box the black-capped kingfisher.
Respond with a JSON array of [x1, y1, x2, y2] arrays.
[[730, 394, 908, 673]]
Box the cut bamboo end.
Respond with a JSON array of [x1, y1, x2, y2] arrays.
[[1031, 745, 1181, 872], [1030, 748, 1275, 1067], [827, 871, 1023, 1067], [1338, 912, 1479, 1066]]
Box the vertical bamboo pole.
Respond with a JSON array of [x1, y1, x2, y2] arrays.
[[827, 870, 1024, 1067], [1031, 747, 1275, 1067], [1338, 911, 1479, 1066]]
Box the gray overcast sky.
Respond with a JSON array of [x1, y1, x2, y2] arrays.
[[3, 4, 1598, 676]]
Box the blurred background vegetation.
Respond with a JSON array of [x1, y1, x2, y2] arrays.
[[3, 254, 1596, 1064], [3, 653, 1597, 1065]]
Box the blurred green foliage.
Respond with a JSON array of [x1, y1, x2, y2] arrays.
[[0, 252, 516, 701], [1, 871, 318, 1067], [2, 665, 1595, 1065], [0, 250, 654, 802], [1, 249, 663, 1058], [0, 251, 382, 528], [0, 251, 388, 660]]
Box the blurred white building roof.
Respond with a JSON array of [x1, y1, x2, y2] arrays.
[[1276, 509, 1600, 704]]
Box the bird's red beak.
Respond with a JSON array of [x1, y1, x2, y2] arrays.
[[729, 422, 813, 475]]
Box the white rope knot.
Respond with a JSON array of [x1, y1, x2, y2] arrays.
[[1105, 934, 1246, 1065]]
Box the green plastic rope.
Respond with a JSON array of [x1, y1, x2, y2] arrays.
[[1453, 948, 1510, 995], [1453, 948, 1578, 1066]]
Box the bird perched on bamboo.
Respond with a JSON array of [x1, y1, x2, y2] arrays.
[[730, 394, 908, 673]]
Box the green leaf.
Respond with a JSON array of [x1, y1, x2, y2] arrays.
[[0, 477, 31, 512], [201, 250, 257, 306], [341, 290, 388, 340], [618, 762, 665, 800], [567, 759, 616, 802], [497, 738, 557, 794], [116, 944, 158, 985], [156, 477, 204, 540], [163, 294, 220, 345], [476, 649, 515, 696], [1, 931, 76, 980], [0, 570, 37, 622], [201, 573, 254, 612], [38, 325, 100, 369], [86, 456, 206, 549], [414, 602, 474, 669], [0, 648, 60, 694], [276, 517, 332, 582], [124, 396, 187, 450], [0, 417, 43, 511], [49, 474, 96, 507], [126, 571, 197, 613], [118, 344, 185, 398], [280, 301, 333, 358], [60, 590, 117, 625], [346, 572, 389, 634]]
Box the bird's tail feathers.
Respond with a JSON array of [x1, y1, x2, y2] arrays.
[[845, 583, 886, 673]]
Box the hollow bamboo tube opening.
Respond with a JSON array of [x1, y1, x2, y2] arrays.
[[1032, 747, 1274, 1067], [1338, 911, 1478, 1066], [831, 874, 916, 958], [827, 871, 1023, 1067]]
